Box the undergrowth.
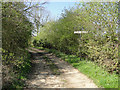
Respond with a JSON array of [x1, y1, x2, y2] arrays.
[[2, 50, 32, 89]]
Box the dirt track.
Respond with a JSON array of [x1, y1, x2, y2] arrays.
[[24, 47, 98, 88]]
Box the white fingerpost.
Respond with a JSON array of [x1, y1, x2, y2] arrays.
[[74, 31, 88, 34]]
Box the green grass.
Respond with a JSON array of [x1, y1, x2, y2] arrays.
[[72, 61, 118, 88], [34, 46, 44, 50], [35, 47, 118, 88]]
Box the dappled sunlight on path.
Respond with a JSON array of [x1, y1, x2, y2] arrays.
[[24, 47, 98, 88]]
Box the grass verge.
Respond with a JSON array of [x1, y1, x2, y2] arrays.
[[35, 46, 118, 88]]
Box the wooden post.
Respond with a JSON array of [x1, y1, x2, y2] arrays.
[[74, 31, 88, 61]]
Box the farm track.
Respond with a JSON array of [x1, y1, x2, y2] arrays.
[[24, 47, 98, 88]]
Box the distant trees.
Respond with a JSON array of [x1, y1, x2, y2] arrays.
[[34, 2, 118, 74]]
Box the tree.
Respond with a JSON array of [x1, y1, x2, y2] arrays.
[[2, 2, 33, 54], [35, 2, 119, 73]]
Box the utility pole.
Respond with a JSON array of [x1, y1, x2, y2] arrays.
[[74, 31, 88, 61]]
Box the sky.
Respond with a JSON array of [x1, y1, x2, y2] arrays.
[[28, 1, 79, 36], [44, 2, 79, 20]]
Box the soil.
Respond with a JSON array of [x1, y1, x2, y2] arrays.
[[24, 47, 98, 88]]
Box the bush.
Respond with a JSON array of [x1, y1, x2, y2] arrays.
[[2, 49, 31, 89]]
